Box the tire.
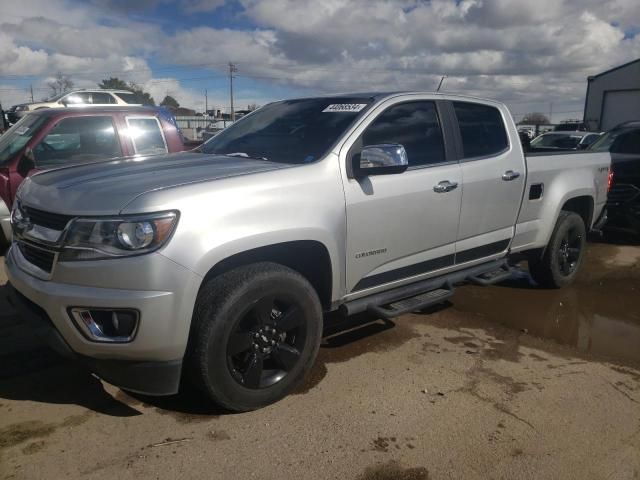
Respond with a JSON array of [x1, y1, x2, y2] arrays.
[[529, 211, 587, 288], [187, 262, 323, 412], [0, 228, 8, 255]]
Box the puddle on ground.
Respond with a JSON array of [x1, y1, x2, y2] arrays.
[[357, 460, 430, 480], [452, 243, 640, 366]]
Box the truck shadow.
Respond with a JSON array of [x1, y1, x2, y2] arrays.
[[0, 282, 141, 418]]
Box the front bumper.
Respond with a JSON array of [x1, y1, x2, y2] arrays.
[[5, 245, 203, 395], [7, 283, 182, 395]]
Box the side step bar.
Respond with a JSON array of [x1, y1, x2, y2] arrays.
[[368, 284, 454, 320], [341, 258, 509, 317], [467, 263, 513, 286]]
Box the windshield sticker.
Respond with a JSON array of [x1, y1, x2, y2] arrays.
[[15, 126, 30, 135], [322, 104, 367, 113]]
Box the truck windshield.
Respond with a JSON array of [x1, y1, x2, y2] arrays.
[[199, 98, 373, 164], [0, 114, 48, 166]]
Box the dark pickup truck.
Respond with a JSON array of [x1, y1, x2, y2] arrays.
[[590, 121, 640, 235], [0, 106, 198, 245]]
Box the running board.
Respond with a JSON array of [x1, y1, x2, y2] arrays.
[[341, 258, 507, 317], [367, 284, 454, 320], [467, 263, 513, 286]]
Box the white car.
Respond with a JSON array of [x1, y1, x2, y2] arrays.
[[7, 89, 142, 123]]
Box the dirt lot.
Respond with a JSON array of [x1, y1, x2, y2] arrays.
[[1, 240, 640, 480]]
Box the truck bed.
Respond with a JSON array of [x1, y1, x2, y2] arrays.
[[510, 150, 611, 253]]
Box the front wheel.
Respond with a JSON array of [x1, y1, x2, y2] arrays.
[[529, 211, 586, 288], [187, 262, 323, 412]]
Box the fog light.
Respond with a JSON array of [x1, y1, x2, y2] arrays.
[[69, 308, 139, 343]]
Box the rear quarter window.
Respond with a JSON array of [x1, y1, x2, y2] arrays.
[[453, 102, 509, 159], [126, 117, 168, 156], [116, 92, 140, 104]]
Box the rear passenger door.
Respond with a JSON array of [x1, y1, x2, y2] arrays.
[[451, 101, 526, 264]]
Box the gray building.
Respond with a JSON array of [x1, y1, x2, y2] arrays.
[[584, 58, 640, 131]]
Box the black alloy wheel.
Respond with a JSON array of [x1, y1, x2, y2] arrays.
[[227, 295, 307, 389]]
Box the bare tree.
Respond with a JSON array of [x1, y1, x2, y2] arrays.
[[47, 72, 74, 96], [519, 112, 550, 125], [247, 103, 260, 111]]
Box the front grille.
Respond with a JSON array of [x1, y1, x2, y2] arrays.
[[24, 207, 74, 231], [18, 242, 56, 273], [608, 184, 640, 204]]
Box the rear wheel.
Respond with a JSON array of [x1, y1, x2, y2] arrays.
[[529, 211, 586, 288], [187, 262, 322, 412]]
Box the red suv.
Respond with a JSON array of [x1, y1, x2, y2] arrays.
[[0, 106, 195, 245]]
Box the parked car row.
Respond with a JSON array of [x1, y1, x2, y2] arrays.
[[516, 120, 640, 235]]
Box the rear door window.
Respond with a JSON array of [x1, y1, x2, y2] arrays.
[[361, 101, 446, 167], [63, 92, 92, 105], [91, 92, 117, 104], [33, 116, 121, 167], [126, 117, 168, 155], [453, 102, 509, 159], [613, 130, 640, 154], [116, 92, 140, 104]]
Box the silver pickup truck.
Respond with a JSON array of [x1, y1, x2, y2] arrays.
[[6, 92, 610, 411]]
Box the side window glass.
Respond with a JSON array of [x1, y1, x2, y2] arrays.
[[64, 92, 92, 105], [126, 117, 168, 155], [453, 102, 509, 159], [33, 116, 121, 167], [92, 92, 116, 104], [361, 101, 446, 167], [614, 130, 640, 154]]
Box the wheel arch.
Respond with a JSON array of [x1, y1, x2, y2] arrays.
[[561, 195, 594, 229], [199, 240, 334, 310]]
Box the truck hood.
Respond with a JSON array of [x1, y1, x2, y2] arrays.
[[18, 152, 291, 215]]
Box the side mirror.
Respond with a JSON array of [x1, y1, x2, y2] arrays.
[[354, 144, 408, 177], [17, 147, 36, 177]]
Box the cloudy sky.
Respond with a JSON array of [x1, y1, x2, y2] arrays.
[[1, 0, 639, 121]]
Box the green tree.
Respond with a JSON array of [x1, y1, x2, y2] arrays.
[[98, 77, 129, 90], [97, 77, 155, 106], [160, 95, 180, 109]]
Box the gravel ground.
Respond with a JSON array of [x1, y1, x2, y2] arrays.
[[1, 241, 639, 480]]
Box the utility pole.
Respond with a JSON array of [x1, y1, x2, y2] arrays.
[[205, 89, 208, 116], [436, 75, 447, 92], [29, 85, 34, 102], [229, 62, 237, 122]]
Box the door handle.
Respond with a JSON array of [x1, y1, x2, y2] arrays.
[[502, 170, 521, 181], [433, 180, 458, 193]]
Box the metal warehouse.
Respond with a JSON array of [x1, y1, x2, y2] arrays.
[[584, 58, 640, 131]]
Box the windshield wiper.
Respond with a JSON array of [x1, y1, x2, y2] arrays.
[[223, 152, 270, 161]]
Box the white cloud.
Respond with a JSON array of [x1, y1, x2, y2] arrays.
[[0, 0, 639, 122]]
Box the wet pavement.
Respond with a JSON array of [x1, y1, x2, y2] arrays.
[[453, 240, 640, 367], [1, 239, 640, 479]]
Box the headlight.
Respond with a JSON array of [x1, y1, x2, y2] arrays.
[[15, 105, 29, 112], [59, 211, 178, 261]]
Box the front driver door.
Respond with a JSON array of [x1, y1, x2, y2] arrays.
[[341, 98, 462, 296]]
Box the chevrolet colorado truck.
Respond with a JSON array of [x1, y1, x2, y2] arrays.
[[6, 92, 610, 411], [0, 106, 197, 247]]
